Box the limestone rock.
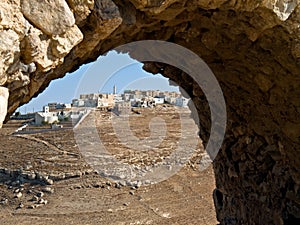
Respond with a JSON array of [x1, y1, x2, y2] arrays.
[[22, 24, 83, 72], [0, 30, 20, 85], [51, 25, 84, 58], [21, 0, 75, 35], [15, 192, 22, 198], [67, 0, 94, 23], [264, 0, 298, 21], [0, 87, 8, 128], [0, 1, 27, 35]]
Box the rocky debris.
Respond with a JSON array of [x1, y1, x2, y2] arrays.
[[114, 183, 121, 189], [0, 167, 97, 187], [30, 195, 38, 202], [42, 187, 54, 194], [123, 202, 130, 207], [44, 178, 54, 185], [17, 202, 24, 209], [0, 198, 8, 205], [36, 191, 44, 198], [14, 192, 22, 199], [37, 198, 48, 205]]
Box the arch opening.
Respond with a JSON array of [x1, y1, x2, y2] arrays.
[[0, 0, 299, 224], [1, 51, 219, 224]]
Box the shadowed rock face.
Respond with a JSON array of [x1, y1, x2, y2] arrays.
[[0, 0, 299, 224]]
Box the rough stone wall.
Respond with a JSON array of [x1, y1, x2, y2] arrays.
[[0, 0, 299, 224]]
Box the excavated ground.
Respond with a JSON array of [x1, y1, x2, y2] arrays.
[[0, 107, 217, 224]]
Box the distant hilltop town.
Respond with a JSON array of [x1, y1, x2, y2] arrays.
[[13, 86, 189, 127], [72, 86, 188, 109]]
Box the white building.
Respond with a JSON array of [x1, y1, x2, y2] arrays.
[[164, 96, 177, 105], [154, 97, 164, 104], [175, 97, 189, 107], [35, 106, 59, 125], [114, 94, 123, 103], [64, 104, 72, 109], [72, 93, 115, 109], [72, 99, 85, 107]]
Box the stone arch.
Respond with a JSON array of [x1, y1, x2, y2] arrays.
[[0, 0, 299, 224]]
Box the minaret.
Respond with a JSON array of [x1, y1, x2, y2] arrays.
[[113, 85, 117, 95]]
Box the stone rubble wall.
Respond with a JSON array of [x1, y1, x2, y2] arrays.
[[0, 0, 299, 224]]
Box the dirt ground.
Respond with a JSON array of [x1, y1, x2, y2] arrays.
[[0, 106, 217, 225]]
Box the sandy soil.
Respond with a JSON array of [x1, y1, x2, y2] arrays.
[[0, 106, 217, 224]]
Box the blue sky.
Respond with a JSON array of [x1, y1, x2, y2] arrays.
[[18, 51, 179, 113]]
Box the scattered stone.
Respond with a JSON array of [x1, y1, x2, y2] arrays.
[[38, 198, 48, 205], [11, 181, 19, 186], [115, 183, 121, 189], [129, 191, 135, 195], [15, 192, 22, 198], [0, 198, 8, 205], [92, 183, 101, 188], [36, 173, 42, 180], [75, 171, 82, 177], [36, 191, 44, 198], [42, 187, 54, 194], [27, 172, 36, 180], [144, 180, 151, 185], [45, 178, 54, 185], [31, 196, 39, 202], [4, 168, 10, 175], [118, 180, 126, 187], [136, 181, 142, 188], [107, 208, 113, 213], [17, 203, 24, 209], [24, 165, 33, 170], [28, 205, 35, 209]]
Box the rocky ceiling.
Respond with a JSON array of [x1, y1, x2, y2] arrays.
[[0, 0, 299, 224]]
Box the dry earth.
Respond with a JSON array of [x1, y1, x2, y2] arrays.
[[0, 106, 217, 224]]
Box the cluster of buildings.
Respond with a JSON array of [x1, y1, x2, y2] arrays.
[[15, 86, 189, 125], [71, 86, 189, 110], [72, 93, 115, 109]]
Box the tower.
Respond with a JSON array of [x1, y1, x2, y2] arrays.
[[113, 85, 117, 95]]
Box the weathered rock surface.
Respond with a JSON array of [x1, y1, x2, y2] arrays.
[[0, 87, 9, 128], [0, 0, 299, 224]]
